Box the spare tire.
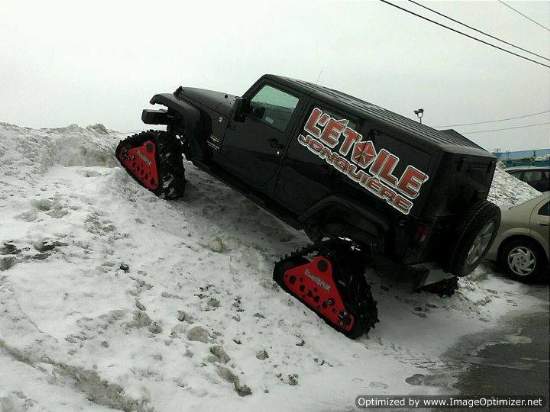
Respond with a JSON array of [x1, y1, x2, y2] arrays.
[[446, 200, 501, 277]]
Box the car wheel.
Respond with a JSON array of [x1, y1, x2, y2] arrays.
[[499, 238, 548, 282]]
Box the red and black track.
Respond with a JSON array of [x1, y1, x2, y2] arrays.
[[115, 130, 186, 199], [273, 239, 378, 338], [117, 138, 160, 190]]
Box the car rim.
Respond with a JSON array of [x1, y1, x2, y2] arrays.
[[507, 246, 537, 276], [466, 221, 496, 265]]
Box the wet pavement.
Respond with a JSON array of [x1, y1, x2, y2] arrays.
[[436, 280, 549, 411], [453, 310, 548, 396]]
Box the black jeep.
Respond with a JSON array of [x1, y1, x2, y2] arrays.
[[116, 74, 500, 338]]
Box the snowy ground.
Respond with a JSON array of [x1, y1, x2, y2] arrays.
[[0, 123, 544, 411]]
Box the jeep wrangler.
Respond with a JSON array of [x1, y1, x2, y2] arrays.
[[116, 74, 500, 338]]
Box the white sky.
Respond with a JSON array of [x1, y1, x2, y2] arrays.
[[1, 0, 549, 151]]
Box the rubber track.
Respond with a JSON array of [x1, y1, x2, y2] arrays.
[[116, 130, 186, 199], [274, 239, 378, 338]]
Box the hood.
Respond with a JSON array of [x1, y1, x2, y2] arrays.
[[176, 87, 238, 117]]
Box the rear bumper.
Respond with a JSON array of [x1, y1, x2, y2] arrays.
[[411, 262, 455, 288]]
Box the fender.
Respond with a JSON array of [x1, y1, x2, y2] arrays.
[[299, 195, 391, 249], [149, 93, 206, 160], [149, 93, 201, 132]]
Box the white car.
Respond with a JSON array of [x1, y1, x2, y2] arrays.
[[486, 193, 550, 281]]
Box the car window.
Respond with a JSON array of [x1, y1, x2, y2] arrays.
[[523, 171, 542, 183], [250, 85, 299, 132], [508, 170, 523, 180], [539, 201, 550, 216], [522, 170, 550, 192]]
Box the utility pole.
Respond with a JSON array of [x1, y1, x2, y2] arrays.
[[414, 108, 424, 124]]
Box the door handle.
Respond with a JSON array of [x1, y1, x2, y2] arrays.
[[269, 138, 284, 150]]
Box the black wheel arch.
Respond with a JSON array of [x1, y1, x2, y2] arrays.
[[149, 93, 211, 160], [299, 196, 390, 251], [150, 94, 200, 129]]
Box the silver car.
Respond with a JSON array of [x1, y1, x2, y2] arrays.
[[487, 193, 549, 281]]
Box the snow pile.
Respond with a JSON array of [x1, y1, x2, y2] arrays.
[[0, 123, 543, 411], [488, 163, 541, 209]]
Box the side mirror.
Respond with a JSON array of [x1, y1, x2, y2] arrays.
[[233, 97, 251, 122]]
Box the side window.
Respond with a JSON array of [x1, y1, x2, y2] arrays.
[[538, 201, 550, 216], [250, 85, 299, 132], [523, 171, 540, 182], [523, 171, 548, 192]]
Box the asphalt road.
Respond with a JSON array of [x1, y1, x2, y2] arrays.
[[437, 280, 549, 411]]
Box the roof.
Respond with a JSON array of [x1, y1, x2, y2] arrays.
[[264, 74, 489, 156]]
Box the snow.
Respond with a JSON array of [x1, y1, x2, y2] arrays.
[[488, 163, 541, 209], [0, 122, 544, 411]]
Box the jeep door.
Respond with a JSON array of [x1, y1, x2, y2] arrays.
[[274, 101, 361, 215], [216, 82, 304, 195]]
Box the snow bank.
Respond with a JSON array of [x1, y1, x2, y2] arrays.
[[488, 163, 541, 209], [0, 123, 543, 411]]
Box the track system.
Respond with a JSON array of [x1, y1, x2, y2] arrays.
[[274, 239, 378, 338], [115, 130, 186, 199]]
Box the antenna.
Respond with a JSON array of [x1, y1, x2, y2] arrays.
[[316, 68, 324, 83]]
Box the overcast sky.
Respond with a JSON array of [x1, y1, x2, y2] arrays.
[[1, 0, 549, 151]]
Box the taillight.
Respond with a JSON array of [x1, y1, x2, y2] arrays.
[[415, 224, 431, 243]]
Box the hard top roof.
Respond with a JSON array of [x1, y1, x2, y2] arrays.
[[263, 74, 489, 156]]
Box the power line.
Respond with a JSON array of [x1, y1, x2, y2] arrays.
[[408, 0, 550, 62], [439, 110, 550, 127], [462, 121, 550, 134], [379, 0, 550, 69], [498, 0, 550, 34]]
